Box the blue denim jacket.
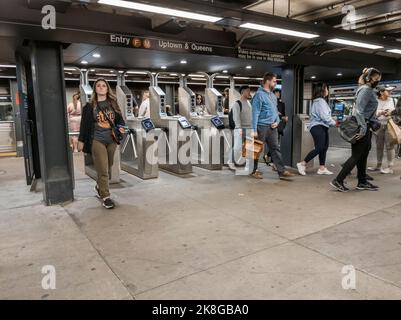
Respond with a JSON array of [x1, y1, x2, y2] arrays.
[[251, 86, 279, 130]]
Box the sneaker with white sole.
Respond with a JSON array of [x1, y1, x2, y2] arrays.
[[317, 168, 334, 175], [227, 162, 236, 171], [296, 162, 306, 176], [94, 185, 101, 198], [380, 167, 393, 174], [102, 197, 115, 209]]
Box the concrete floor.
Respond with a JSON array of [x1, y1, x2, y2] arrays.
[[2, 146, 401, 299]]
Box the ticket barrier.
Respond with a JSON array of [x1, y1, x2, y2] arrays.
[[150, 73, 203, 174], [116, 71, 161, 179], [178, 74, 229, 170]]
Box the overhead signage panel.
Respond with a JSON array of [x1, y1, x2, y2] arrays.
[[108, 34, 287, 63]]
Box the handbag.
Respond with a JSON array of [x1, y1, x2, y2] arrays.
[[387, 118, 401, 144], [242, 137, 264, 160], [97, 103, 124, 144], [338, 116, 360, 144]]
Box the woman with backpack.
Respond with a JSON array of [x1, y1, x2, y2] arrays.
[[297, 82, 336, 176], [78, 78, 125, 209]]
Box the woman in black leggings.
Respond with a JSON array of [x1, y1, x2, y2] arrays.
[[297, 83, 336, 176], [330, 67, 382, 192]]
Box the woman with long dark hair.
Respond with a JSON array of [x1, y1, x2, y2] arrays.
[[297, 82, 336, 175], [330, 67, 382, 192], [78, 78, 125, 209]]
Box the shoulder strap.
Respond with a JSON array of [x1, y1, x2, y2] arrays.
[[236, 100, 242, 112]]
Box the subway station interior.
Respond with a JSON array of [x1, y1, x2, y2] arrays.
[[2, 0, 401, 301]]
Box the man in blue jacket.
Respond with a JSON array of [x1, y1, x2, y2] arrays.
[[251, 72, 294, 180]]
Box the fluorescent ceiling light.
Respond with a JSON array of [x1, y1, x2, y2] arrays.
[[0, 64, 16, 68], [161, 66, 167, 70], [222, 70, 228, 73], [96, 73, 116, 77], [311, 76, 316, 79], [64, 67, 77, 71], [240, 22, 319, 39], [98, 0, 222, 23], [233, 76, 250, 80], [81, 60, 88, 65], [327, 38, 383, 50], [246, 65, 252, 69], [92, 53, 101, 58], [215, 76, 229, 79], [180, 60, 187, 64], [189, 74, 205, 77], [169, 73, 178, 76], [337, 73, 343, 76], [126, 71, 148, 75], [387, 49, 401, 54]]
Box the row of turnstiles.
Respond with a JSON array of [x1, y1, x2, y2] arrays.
[[75, 68, 244, 182]]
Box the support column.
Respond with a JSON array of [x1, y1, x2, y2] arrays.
[[280, 65, 304, 167], [30, 41, 74, 205]]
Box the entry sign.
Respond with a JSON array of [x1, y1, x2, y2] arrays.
[[109, 34, 235, 56]]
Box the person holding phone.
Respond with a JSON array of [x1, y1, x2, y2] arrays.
[[78, 78, 125, 209], [368, 84, 396, 174]]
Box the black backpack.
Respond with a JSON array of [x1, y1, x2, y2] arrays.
[[228, 100, 242, 130]]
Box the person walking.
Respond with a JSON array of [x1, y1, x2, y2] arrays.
[[297, 83, 336, 175], [78, 78, 126, 209], [330, 67, 382, 192], [368, 84, 396, 174], [250, 72, 294, 180], [227, 85, 253, 170]]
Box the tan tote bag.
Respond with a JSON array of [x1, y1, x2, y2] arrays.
[[387, 118, 401, 144]]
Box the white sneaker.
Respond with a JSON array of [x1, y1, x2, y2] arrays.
[[317, 168, 334, 175], [227, 162, 236, 171], [381, 167, 394, 174], [296, 162, 306, 176]]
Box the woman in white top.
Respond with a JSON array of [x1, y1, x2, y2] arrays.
[[369, 84, 396, 174], [138, 90, 150, 118]]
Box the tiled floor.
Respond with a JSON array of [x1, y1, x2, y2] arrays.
[[1, 146, 401, 299]]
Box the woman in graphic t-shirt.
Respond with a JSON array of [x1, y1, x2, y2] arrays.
[[78, 78, 125, 209]]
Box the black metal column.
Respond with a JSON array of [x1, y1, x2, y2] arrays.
[[29, 41, 73, 205], [280, 65, 304, 167]]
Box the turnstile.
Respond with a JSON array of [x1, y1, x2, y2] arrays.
[[179, 73, 228, 170], [116, 71, 160, 179], [150, 73, 197, 174], [293, 114, 315, 168]]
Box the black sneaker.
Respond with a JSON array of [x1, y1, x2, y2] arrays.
[[102, 197, 115, 209], [366, 174, 374, 181], [356, 182, 379, 191], [330, 179, 349, 192], [94, 185, 101, 198]]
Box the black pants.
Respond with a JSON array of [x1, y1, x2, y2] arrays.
[[304, 125, 329, 166], [336, 130, 372, 183], [253, 125, 285, 174]]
